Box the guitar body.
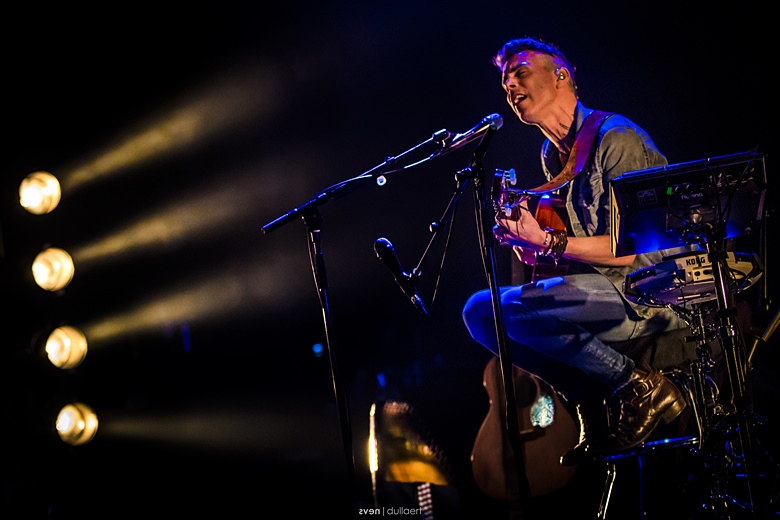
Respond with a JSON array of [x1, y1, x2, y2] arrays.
[[471, 357, 579, 499]]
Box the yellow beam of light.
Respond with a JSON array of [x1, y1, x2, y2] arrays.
[[70, 174, 259, 267], [69, 153, 317, 268], [79, 249, 313, 347], [61, 60, 286, 194], [93, 403, 344, 458]]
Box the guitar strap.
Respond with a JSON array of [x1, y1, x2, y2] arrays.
[[522, 110, 614, 195]]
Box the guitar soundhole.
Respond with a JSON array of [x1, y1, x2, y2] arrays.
[[514, 376, 538, 408]]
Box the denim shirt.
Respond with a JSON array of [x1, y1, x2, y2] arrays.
[[540, 102, 690, 317]]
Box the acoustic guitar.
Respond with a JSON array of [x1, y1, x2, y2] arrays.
[[470, 168, 579, 500]]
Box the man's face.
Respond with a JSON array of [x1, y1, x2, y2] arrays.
[[500, 50, 560, 125]]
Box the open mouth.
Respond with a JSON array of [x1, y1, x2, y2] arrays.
[[512, 94, 527, 107]]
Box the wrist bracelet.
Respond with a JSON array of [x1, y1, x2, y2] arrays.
[[548, 230, 568, 261], [542, 229, 552, 256]]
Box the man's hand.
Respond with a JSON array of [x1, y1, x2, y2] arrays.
[[493, 195, 547, 251]]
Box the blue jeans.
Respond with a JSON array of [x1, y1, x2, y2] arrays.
[[462, 273, 687, 401]]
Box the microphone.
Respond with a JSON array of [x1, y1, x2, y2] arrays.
[[374, 237, 428, 315], [431, 113, 503, 158]]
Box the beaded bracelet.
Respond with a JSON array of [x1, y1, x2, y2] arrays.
[[542, 229, 553, 256]]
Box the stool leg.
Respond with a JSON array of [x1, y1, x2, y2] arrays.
[[638, 455, 646, 518], [598, 462, 617, 519]]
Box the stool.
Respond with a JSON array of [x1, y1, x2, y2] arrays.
[[594, 369, 710, 519], [597, 318, 725, 518]]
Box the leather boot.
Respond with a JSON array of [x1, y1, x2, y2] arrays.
[[596, 361, 686, 454]]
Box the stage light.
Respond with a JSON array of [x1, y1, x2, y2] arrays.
[[32, 247, 75, 291], [45, 326, 88, 369], [19, 171, 61, 215], [56, 402, 98, 446]]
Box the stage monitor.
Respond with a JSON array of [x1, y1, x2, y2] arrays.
[[610, 151, 767, 257]]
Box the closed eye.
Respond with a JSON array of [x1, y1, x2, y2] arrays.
[[502, 67, 526, 86]]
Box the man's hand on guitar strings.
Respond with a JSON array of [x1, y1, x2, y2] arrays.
[[493, 195, 530, 243], [494, 201, 547, 252]]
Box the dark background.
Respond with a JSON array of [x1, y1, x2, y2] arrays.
[[1, 1, 775, 518]]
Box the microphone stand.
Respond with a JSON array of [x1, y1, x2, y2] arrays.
[[393, 123, 532, 518], [467, 129, 532, 518], [260, 129, 449, 516]]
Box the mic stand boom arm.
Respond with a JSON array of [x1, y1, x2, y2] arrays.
[[375, 115, 505, 313], [261, 128, 450, 235]]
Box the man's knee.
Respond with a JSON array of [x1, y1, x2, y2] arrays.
[[462, 289, 493, 322]]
